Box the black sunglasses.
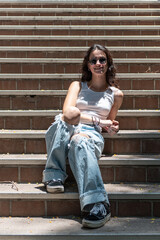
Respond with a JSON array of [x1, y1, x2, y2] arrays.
[[89, 57, 107, 65]]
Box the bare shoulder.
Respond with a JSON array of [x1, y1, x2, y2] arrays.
[[114, 88, 124, 99], [68, 81, 81, 90], [112, 87, 124, 108], [114, 88, 124, 98], [66, 81, 81, 98]]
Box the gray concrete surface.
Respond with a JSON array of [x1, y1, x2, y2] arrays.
[[0, 217, 160, 240]]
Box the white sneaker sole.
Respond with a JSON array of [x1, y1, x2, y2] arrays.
[[46, 185, 64, 193], [82, 212, 111, 229]]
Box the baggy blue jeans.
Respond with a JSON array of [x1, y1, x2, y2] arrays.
[[42, 114, 109, 211]]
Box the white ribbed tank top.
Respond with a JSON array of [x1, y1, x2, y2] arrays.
[[76, 81, 115, 120]]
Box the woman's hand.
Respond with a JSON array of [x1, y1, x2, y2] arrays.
[[110, 120, 119, 133], [102, 120, 119, 136]]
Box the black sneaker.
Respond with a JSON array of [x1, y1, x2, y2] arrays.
[[45, 179, 64, 193], [82, 202, 111, 229]]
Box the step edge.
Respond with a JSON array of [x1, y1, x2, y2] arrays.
[[0, 130, 159, 139], [0, 157, 160, 166], [0, 15, 159, 20], [0, 110, 159, 117], [0, 35, 159, 40], [0, 90, 159, 95], [0, 183, 160, 200], [0, 217, 160, 239], [0, 7, 160, 12], [0, 58, 160, 63], [0, 46, 160, 51], [0, 25, 160, 30], [0, 73, 159, 79]]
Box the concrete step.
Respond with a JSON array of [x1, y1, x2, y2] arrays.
[[0, 182, 160, 217], [0, 25, 159, 36], [0, 15, 159, 23], [0, 217, 159, 240], [0, 35, 159, 47], [0, 0, 159, 10], [0, 154, 160, 184], [0, 57, 160, 63], [0, 89, 160, 96], [0, 73, 159, 91], [0, 129, 159, 139], [1, 153, 160, 166], [0, 46, 160, 58], [0, 7, 160, 15], [1, 109, 158, 116], [0, 0, 159, 6], [0, 89, 159, 110], [0, 57, 159, 74], [0, 129, 159, 154], [0, 109, 159, 130]]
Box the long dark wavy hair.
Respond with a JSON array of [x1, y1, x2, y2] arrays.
[[81, 44, 119, 88]]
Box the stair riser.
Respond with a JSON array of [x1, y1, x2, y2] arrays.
[[1, 50, 160, 58], [122, 96, 160, 110], [0, 95, 159, 110], [0, 116, 53, 130], [0, 4, 159, 8], [0, 138, 159, 154], [117, 116, 160, 130], [0, 39, 160, 47], [1, 12, 159, 17], [0, 116, 159, 130], [0, 79, 159, 91], [0, 62, 159, 73], [1, 165, 160, 184], [0, 20, 160, 25], [0, 199, 160, 217], [104, 138, 160, 154], [0, 29, 159, 36]]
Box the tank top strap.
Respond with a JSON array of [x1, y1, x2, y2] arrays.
[[81, 81, 88, 89]]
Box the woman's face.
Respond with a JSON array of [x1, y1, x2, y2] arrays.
[[88, 49, 108, 76]]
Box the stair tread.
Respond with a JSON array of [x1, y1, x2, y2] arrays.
[[0, 25, 160, 29], [1, 183, 160, 199], [0, 217, 160, 238], [0, 129, 159, 138], [0, 89, 159, 95], [0, 153, 159, 165], [0, 109, 159, 117], [0, 35, 159, 40], [0, 7, 160, 12], [0, 15, 159, 20], [0, 58, 159, 63], [0, 46, 159, 51], [0, 73, 159, 79]]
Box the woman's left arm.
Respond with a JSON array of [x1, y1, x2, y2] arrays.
[[108, 89, 123, 121], [105, 89, 124, 135]]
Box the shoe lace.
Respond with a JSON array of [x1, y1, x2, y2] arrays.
[[90, 203, 107, 217], [47, 179, 62, 184]]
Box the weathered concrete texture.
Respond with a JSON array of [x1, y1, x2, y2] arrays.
[[0, 217, 160, 240], [0, 183, 160, 199]]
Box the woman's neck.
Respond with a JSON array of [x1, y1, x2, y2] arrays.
[[88, 75, 108, 92]]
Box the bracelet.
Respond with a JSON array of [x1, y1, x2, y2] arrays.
[[92, 116, 100, 126]]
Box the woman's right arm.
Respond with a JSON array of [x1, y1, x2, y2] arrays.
[[63, 81, 81, 112]]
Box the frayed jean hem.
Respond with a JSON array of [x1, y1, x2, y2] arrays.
[[80, 189, 109, 211], [42, 169, 68, 183]]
